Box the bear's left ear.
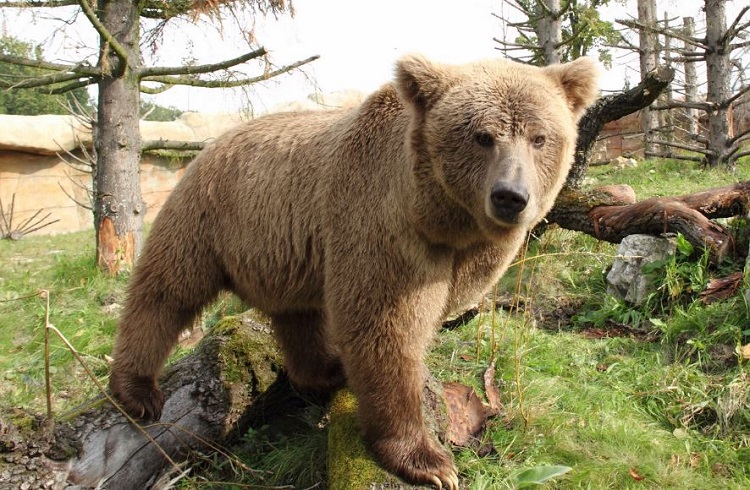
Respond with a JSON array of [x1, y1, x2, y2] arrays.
[[543, 57, 600, 120], [395, 54, 459, 113]]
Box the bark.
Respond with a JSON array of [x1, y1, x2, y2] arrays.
[[548, 182, 750, 263], [566, 66, 675, 188], [538, 0, 562, 64], [683, 17, 700, 136], [94, 0, 144, 275], [638, 0, 659, 156], [0, 315, 288, 489], [704, 0, 733, 167]]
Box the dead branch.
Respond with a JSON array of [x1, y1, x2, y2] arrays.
[[548, 182, 750, 263]]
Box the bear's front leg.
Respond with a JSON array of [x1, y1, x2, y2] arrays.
[[329, 282, 459, 490]]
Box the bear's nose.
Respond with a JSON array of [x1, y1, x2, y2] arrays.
[[490, 181, 529, 221]]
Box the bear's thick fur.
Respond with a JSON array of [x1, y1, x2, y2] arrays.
[[110, 54, 599, 488]]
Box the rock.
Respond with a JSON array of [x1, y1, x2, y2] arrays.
[[606, 234, 676, 305]]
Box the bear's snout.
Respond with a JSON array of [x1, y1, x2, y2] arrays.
[[489, 181, 529, 223]]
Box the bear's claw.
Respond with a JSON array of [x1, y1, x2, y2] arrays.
[[110, 372, 165, 421]]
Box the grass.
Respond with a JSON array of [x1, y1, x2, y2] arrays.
[[1, 157, 749, 487]]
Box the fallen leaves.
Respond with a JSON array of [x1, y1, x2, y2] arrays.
[[699, 272, 743, 304], [443, 360, 503, 452]]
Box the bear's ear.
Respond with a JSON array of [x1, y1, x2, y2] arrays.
[[542, 57, 600, 120], [395, 54, 458, 112]]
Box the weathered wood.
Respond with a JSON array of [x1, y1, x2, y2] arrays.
[[567, 66, 675, 188], [548, 181, 750, 263], [0, 314, 287, 489]]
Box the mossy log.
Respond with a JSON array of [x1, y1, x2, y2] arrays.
[[0, 314, 290, 489], [547, 181, 750, 263], [1, 313, 460, 489]]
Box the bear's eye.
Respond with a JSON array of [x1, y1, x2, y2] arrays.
[[532, 135, 547, 148], [474, 131, 494, 148]]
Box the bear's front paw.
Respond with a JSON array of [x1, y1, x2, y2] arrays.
[[109, 371, 165, 421], [372, 434, 459, 490]]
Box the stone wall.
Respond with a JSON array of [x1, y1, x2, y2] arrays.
[[0, 150, 189, 235], [0, 112, 246, 236]]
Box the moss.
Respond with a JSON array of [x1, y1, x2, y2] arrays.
[[327, 389, 392, 489], [203, 313, 283, 426]]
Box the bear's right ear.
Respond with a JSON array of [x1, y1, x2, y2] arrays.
[[395, 54, 457, 112]]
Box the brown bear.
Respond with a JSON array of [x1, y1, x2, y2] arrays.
[[110, 54, 599, 488]]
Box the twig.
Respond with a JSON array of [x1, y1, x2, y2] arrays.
[[43, 290, 52, 419]]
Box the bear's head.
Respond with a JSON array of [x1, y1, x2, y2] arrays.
[[396, 55, 599, 244]]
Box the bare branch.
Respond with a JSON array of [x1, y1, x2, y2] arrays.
[[0, 70, 91, 90], [0, 0, 78, 6], [46, 77, 98, 94], [729, 39, 750, 51], [138, 48, 267, 78], [651, 138, 710, 156], [722, 84, 750, 110], [652, 99, 713, 112], [75, 0, 130, 64], [728, 125, 750, 148], [141, 55, 319, 89], [141, 139, 208, 152], [139, 83, 174, 95], [617, 18, 707, 51], [724, 6, 750, 42]]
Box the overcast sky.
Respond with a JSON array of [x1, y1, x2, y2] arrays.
[[2, 0, 746, 113]]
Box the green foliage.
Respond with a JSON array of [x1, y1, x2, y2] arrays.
[[511, 0, 621, 66], [511, 465, 572, 488], [0, 36, 92, 116]]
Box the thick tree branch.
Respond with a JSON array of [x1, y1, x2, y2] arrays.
[[0, 70, 93, 90], [566, 65, 675, 188], [0, 53, 99, 77], [617, 18, 707, 51], [138, 48, 267, 78], [75, 0, 130, 65], [141, 55, 319, 88], [141, 139, 208, 152], [548, 182, 750, 263]]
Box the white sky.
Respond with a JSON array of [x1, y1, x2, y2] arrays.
[[1, 0, 746, 114]]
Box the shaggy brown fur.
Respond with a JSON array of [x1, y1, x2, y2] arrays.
[[110, 54, 599, 488]]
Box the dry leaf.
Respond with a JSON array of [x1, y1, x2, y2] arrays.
[[443, 382, 491, 447], [628, 467, 645, 481], [483, 360, 503, 415], [741, 344, 750, 360], [699, 272, 743, 305]]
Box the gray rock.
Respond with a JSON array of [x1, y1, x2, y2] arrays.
[[606, 234, 676, 305]]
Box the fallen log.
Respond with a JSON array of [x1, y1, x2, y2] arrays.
[[2, 311, 487, 489], [0, 314, 292, 489], [547, 181, 750, 263]]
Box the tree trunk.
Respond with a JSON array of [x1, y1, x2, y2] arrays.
[[704, 0, 733, 167], [683, 16, 700, 136], [538, 0, 562, 64], [638, 0, 659, 157], [94, 0, 144, 275], [566, 66, 675, 189], [548, 182, 750, 263]]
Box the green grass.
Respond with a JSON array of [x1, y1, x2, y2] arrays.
[[0, 232, 127, 411], [1, 157, 749, 487]]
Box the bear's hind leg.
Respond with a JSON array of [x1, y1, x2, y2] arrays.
[[271, 310, 346, 399]]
